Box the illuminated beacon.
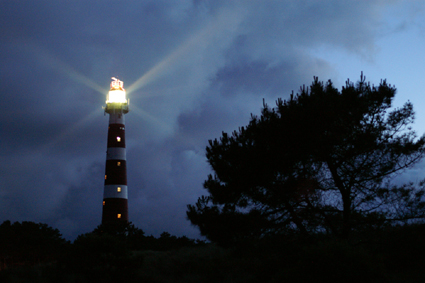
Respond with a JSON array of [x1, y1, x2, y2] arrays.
[[102, 77, 129, 225]]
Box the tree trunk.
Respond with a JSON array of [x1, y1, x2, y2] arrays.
[[341, 190, 351, 239], [326, 159, 351, 238]]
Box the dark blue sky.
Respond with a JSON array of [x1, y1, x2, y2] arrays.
[[1, 1, 425, 241]]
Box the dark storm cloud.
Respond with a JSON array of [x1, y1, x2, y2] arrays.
[[0, 0, 395, 240], [213, 56, 332, 99]]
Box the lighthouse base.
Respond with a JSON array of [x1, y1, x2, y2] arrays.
[[102, 198, 128, 225]]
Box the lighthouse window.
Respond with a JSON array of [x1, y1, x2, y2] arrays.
[[117, 161, 121, 166], [103, 201, 105, 206], [117, 136, 121, 142], [105, 175, 107, 180], [117, 187, 121, 192], [117, 214, 121, 219]]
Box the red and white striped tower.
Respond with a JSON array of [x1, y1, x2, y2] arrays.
[[102, 77, 129, 225]]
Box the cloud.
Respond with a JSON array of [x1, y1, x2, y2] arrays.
[[0, 0, 410, 240]]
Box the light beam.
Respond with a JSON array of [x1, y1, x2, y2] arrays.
[[127, 7, 244, 95]]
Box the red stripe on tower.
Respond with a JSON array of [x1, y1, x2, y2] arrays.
[[102, 77, 130, 225]]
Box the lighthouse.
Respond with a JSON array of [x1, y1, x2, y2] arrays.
[[102, 77, 129, 225]]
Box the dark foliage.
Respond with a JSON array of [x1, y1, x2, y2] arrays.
[[0, 220, 69, 269], [53, 222, 203, 282], [2, 222, 425, 282], [0, 220, 205, 282], [188, 74, 425, 244]]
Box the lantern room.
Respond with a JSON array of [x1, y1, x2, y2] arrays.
[[106, 77, 128, 104]]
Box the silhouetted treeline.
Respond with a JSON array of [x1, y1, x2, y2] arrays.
[[1, 220, 425, 282], [0, 220, 69, 270], [0, 220, 205, 282]]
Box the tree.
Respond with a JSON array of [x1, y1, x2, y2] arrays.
[[187, 75, 425, 243], [58, 222, 145, 281], [89, 221, 146, 250], [0, 220, 68, 267]]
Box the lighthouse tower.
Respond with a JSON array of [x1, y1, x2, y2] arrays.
[[102, 77, 129, 225]]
